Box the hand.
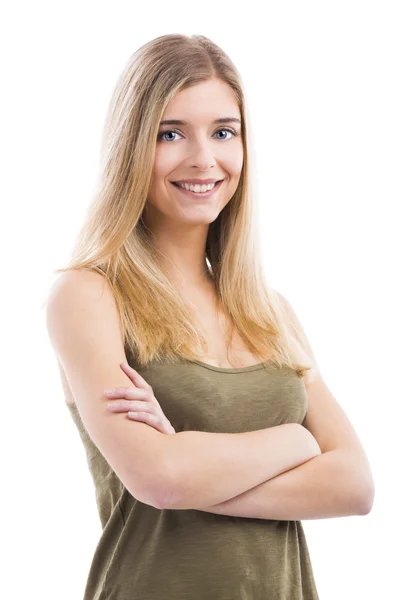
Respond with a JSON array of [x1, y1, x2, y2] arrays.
[[104, 362, 176, 435]]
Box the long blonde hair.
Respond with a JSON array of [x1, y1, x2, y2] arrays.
[[52, 33, 314, 379]]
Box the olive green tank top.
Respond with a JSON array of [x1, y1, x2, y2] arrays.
[[66, 353, 320, 599]]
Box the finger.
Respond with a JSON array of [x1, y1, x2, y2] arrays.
[[128, 412, 176, 435], [104, 387, 148, 400], [127, 411, 165, 432], [108, 399, 152, 412], [117, 362, 139, 387], [120, 362, 152, 390]]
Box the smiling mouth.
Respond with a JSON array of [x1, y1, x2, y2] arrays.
[[171, 179, 224, 188], [169, 179, 225, 199]]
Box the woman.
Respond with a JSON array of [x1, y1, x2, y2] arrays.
[[46, 33, 374, 600]]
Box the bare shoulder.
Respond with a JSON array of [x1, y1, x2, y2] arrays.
[[48, 268, 109, 302], [47, 268, 118, 335]]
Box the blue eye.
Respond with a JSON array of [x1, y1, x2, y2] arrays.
[[157, 127, 238, 142]]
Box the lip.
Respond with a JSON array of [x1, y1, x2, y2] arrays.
[[171, 179, 224, 200], [173, 178, 223, 185]]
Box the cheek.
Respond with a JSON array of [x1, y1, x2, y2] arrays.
[[232, 152, 244, 176], [153, 147, 178, 176], [224, 149, 244, 178]]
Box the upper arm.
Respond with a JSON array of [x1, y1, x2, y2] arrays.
[[277, 291, 374, 488], [46, 269, 173, 509]]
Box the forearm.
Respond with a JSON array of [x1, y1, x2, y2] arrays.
[[163, 424, 319, 510], [193, 449, 369, 520]]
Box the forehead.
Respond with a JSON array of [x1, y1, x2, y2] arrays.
[[161, 79, 240, 125]]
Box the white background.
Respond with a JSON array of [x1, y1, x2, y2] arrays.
[[1, 1, 398, 598]]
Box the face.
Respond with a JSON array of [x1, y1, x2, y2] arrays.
[[144, 78, 244, 227]]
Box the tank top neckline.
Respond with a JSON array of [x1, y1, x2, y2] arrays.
[[189, 359, 271, 373]]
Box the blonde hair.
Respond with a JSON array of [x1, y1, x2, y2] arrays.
[[52, 33, 314, 379]]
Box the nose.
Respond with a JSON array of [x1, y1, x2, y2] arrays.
[[188, 137, 218, 170]]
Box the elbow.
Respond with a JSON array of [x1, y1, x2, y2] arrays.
[[156, 454, 186, 509], [344, 450, 375, 516], [130, 474, 174, 510], [352, 470, 375, 515], [152, 440, 184, 510], [357, 482, 375, 515], [154, 470, 183, 510], [155, 432, 204, 510], [358, 461, 376, 515]]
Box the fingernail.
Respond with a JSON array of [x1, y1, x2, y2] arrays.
[[104, 389, 115, 395]]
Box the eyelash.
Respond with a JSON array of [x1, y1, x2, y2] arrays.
[[157, 127, 239, 142]]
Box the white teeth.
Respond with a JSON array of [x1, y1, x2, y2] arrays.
[[175, 181, 217, 193]]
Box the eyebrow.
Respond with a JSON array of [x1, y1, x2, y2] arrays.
[[159, 117, 241, 126]]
